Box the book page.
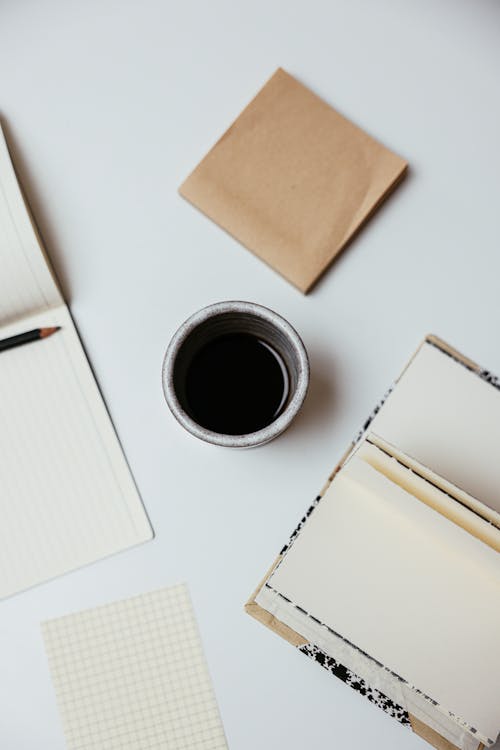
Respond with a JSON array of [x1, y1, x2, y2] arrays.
[[362, 434, 500, 530], [268, 456, 500, 743], [368, 342, 500, 514], [0, 124, 62, 324], [255, 586, 482, 750], [356, 439, 500, 549], [0, 306, 152, 598], [42, 584, 228, 750]]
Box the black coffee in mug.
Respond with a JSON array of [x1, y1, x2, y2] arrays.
[[184, 333, 289, 435], [163, 302, 309, 448]]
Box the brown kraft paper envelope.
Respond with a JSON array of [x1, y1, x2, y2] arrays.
[[245, 335, 486, 750], [179, 68, 408, 293]]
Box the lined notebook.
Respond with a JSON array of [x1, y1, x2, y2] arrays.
[[248, 336, 500, 750], [0, 124, 152, 598], [42, 584, 228, 750]]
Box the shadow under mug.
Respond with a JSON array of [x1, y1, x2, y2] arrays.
[[162, 301, 309, 447]]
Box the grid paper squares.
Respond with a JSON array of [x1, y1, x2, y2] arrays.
[[42, 584, 228, 750]]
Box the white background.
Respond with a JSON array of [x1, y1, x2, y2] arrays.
[[1, 0, 499, 748]]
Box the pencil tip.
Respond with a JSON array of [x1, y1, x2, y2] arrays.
[[40, 326, 61, 338]]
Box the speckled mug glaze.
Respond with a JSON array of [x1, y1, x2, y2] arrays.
[[162, 301, 309, 447]]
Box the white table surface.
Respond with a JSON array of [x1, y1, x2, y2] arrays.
[[1, 1, 499, 748]]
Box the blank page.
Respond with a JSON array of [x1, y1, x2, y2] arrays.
[[356, 440, 500, 549], [42, 584, 228, 750], [0, 306, 152, 598], [268, 456, 500, 742], [369, 342, 500, 513], [0, 126, 62, 323]]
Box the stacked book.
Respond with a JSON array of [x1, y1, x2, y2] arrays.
[[247, 336, 500, 750]]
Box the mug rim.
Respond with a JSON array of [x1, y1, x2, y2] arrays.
[[161, 301, 309, 447]]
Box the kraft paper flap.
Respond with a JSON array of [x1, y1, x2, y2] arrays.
[[179, 68, 408, 293], [425, 335, 481, 373], [410, 714, 484, 750], [245, 558, 308, 648]]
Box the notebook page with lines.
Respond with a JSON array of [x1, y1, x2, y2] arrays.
[[0, 125, 61, 324], [0, 306, 152, 598], [0, 123, 152, 597], [42, 584, 228, 750]]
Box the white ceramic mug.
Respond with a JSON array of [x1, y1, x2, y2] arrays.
[[162, 301, 309, 448]]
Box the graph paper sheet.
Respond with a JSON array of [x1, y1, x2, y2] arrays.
[[42, 584, 228, 750]]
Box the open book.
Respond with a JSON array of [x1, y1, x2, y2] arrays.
[[0, 124, 152, 598], [247, 336, 500, 750]]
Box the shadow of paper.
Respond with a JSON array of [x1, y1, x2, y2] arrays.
[[279, 348, 337, 444], [0, 115, 73, 303]]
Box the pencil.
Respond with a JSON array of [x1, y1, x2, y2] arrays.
[[0, 326, 61, 353]]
